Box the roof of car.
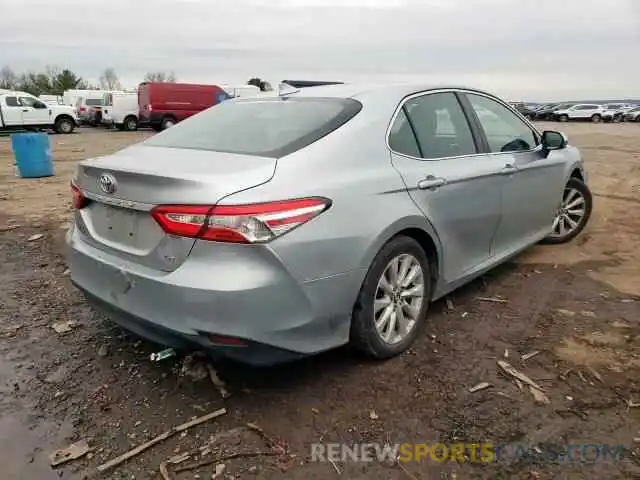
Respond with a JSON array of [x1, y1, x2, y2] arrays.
[[290, 82, 498, 101]]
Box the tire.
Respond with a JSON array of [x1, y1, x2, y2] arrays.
[[350, 235, 431, 359], [612, 115, 621, 123], [151, 124, 163, 132], [558, 114, 569, 122], [541, 178, 592, 245], [161, 117, 176, 130], [54, 116, 75, 134], [591, 114, 602, 123], [123, 116, 138, 131]]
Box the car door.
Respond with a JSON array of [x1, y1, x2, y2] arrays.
[[1, 96, 24, 126], [389, 91, 505, 283], [19, 96, 51, 125], [463, 92, 566, 257]]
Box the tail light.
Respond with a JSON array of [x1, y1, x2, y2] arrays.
[[71, 182, 88, 209], [79, 106, 86, 112], [147, 105, 153, 112], [151, 198, 330, 244]]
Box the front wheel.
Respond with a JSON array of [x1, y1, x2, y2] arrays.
[[54, 116, 75, 134], [350, 236, 431, 359], [542, 178, 592, 245], [558, 114, 569, 122]]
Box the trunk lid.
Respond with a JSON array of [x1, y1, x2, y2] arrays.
[[74, 145, 277, 271]]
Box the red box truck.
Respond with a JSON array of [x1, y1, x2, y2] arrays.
[[138, 82, 230, 131]]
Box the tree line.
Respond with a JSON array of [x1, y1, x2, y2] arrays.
[[0, 66, 177, 96]]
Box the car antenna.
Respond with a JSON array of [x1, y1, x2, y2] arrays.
[[278, 82, 299, 97]]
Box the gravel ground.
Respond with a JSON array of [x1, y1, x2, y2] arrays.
[[1, 123, 639, 479]]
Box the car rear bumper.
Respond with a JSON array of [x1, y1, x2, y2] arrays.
[[66, 225, 354, 365]]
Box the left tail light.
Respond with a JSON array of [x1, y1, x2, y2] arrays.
[[71, 182, 88, 209], [151, 197, 331, 244]]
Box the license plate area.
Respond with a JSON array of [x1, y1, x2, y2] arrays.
[[104, 205, 138, 242], [88, 203, 159, 252]]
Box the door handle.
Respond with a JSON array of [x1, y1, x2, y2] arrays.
[[500, 163, 517, 175], [22, 109, 29, 112], [417, 175, 446, 190]]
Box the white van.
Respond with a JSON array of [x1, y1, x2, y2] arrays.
[[102, 92, 139, 131], [62, 89, 106, 107], [220, 84, 261, 98], [39, 94, 63, 105]]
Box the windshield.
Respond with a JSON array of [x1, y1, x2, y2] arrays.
[[144, 97, 363, 158]]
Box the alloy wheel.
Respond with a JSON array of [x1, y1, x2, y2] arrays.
[[373, 254, 424, 345], [549, 187, 586, 239]]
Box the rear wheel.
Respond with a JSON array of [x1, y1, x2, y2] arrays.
[[350, 236, 431, 359], [558, 114, 569, 122], [591, 114, 602, 123], [123, 116, 138, 131], [161, 117, 176, 130], [542, 178, 592, 245]]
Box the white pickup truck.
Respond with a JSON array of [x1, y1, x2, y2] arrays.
[[0, 90, 78, 134]]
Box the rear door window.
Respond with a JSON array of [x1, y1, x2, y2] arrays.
[[86, 98, 103, 106], [5, 96, 19, 107], [145, 97, 362, 158], [395, 92, 477, 159]]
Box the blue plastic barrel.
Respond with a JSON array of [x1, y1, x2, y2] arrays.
[[11, 133, 54, 178]]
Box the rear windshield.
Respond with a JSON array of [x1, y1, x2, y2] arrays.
[[86, 98, 103, 106], [144, 97, 362, 158]]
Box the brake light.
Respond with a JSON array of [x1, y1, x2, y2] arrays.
[[147, 105, 152, 112], [71, 182, 88, 209], [151, 198, 330, 244], [79, 106, 86, 112]]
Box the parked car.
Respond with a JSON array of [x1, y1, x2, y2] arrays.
[[67, 84, 592, 366], [509, 103, 540, 118], [76, 97, 105, 125], [623, 106, 640, 122], [0, 90, 78, 133], [553, 104, 604, 123], [137, 82, 229, 131], [600, 103, 634, 123], [102, 92, 140, 131], [531, 103, 569, 120]]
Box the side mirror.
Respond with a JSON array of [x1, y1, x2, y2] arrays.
[[33, 101, 47, 109], [541, 130, 568, 151]]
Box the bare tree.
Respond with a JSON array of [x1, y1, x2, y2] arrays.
[[0, 66, 18, 90], [99, 68, 122, 90], [143, 71, 177, 83]]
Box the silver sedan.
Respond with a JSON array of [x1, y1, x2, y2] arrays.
[[67, 83, 592, 365]]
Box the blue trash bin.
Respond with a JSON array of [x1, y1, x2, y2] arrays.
[[11, 132, 54, 178]]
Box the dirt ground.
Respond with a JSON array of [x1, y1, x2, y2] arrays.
[[1, 123, 639, 480]]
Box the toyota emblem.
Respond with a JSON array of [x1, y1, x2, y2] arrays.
[[98, 173, 117, 194]]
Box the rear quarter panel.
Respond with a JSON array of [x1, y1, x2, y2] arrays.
[[219, 100, 443, 299]]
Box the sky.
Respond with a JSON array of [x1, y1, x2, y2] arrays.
[[1, 0, 638, 101]]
